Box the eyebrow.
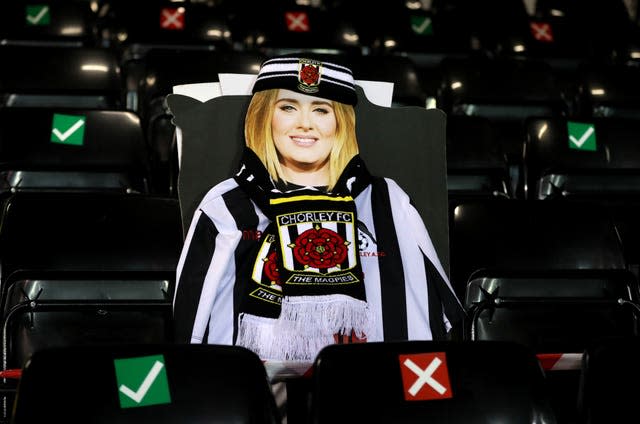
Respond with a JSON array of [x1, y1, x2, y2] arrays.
[[276, 98, 333, 107]]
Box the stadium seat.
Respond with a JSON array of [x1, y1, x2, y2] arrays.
[[11, 344, 280, 424], [578, 336, 640, 424], [99, 0, 234, 61], [0, 192, 183, 369], [437, 55, 569, 182], [574, 62, 640, 119], [122, 49, 266, 195], [524, 116, 640, 200], [449, 198, 626, 303], [0, 45, 124, 109], [445, 115, 512, 201], [502, 0, 637, 72], [346, 54, 427, 107], [310, 340, 557, 423], [608, 199, 640, 278], [450, 198, 637, 422], [228, 3, 362, 56], [0, 108, 152, 194], [438, 56, 568, 121], [0, 0, 99, 47], [353, 1, 480, 67]]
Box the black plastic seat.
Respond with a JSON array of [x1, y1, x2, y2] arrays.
[[11, 344, 280, 424], [0, 191, 183, 420], [524, 117, 640, 200], [445, 115, 512, 201], [0, 192, 183, 368], [438, 55, 570, 195], [228, 3, 362, 56], [0, 45, 123, 109], [574, 62, 640, 119], [100, 0, 234, 61], [355, 2, 480, 67], [310, 340, 556, 423], [449, 198, 626, 300], [438, 56, 568, 122], [450, 198, 636, 422], [578, 336, 640, 424], [0, 0, 98, 47], [499, 0, 636, 71], [0, 108, 151, 194]]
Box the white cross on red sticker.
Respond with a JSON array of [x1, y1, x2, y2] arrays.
[[160, 7, 185, 30], [399, 352, 453, 401], [285, 11, 310, 32], [530, 22, 553, 42]]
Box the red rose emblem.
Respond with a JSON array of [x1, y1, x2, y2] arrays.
[[293, 226, 348, 269], [300, 64, 319, 86], [263, 250, 280, 284]]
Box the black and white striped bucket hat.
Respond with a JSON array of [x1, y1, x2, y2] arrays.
[[251, 54, 357, 105]]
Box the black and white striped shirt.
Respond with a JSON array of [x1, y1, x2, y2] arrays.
[[173, 153, 464, 349]]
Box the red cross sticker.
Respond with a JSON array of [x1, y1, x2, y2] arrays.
[[530, 22, 553, 42], [399, 352, 453, 401], [285, 11, 310, 32], [160, 7, 185, 30]]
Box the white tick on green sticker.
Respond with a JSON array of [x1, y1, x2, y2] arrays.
[[51, 114, 86, 146], [567, 121, 596, 151], [114, 354, 171, 408], [411, 16, 433, 35], [26, 5, 50, 26]]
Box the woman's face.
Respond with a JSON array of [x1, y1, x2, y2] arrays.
[[271, 89, 337, 178]]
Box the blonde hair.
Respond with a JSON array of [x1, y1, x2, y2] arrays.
[[244, 89, 358, 190]]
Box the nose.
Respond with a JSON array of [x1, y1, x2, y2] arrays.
[[298, 109, 313, 130]]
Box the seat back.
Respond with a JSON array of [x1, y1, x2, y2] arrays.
[[228, 4, 362, 56], [11, 344, 280, 424], [0, 108, 151, 194], [0, 192, 183, 364], [0, 45, 123, 109], [524, 116, 640, 200], [0, 0, 98, 47], [445, 115, 512, 201], [100, 1, 233, 60], [575, 63, 640, 119], [578, 336, 640, 424], [310, 340, 556, 423], [466, 269, 639, 352]]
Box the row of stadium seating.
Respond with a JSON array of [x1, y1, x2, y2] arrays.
[[8, 337, 640, 423], [0, 191, 636, 422], [3, 0, 639, 65], [4, 45, 640, 199]]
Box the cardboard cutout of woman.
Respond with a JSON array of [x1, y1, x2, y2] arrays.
[[173, 55, 464, 361]]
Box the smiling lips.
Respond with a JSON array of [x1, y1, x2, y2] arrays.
[[290, 136, 318, 146]]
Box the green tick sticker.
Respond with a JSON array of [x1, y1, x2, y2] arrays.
[[114, 354, 171, 408], [411, 16, 433, 36], [567, 121, 596, 151], [51, 114, 85, 146], [26, 5, 50, 26]]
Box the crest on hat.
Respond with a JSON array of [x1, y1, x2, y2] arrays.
[[297, 59, 322, 94]]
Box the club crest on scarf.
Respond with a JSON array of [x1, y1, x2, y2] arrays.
[[238, 190, 371, 361], [276, 209, 359, 285], [297, 58, 321, 94], [250, 234, 283, 306]]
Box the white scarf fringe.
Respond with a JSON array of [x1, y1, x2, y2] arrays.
[[236, 295, 374, 361]]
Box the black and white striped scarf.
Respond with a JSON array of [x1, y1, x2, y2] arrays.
[[233, 148, 373, 360]]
